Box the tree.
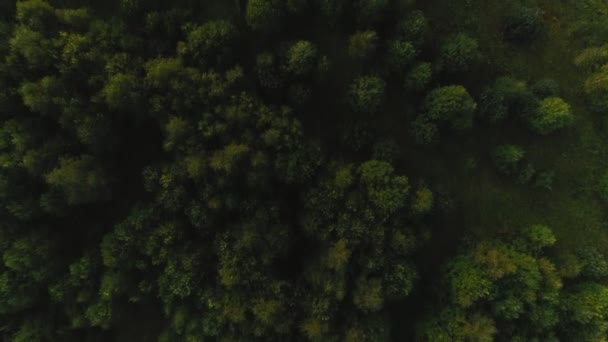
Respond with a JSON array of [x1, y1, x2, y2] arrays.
[[396, 10, 428, 47], [502, 6, 543, 44], [246, 0, 284, 32], [439, 33, 481, 73], [492, 144, 525, 175], [15, 0, 55, 31], [405, 62, 432, 91], [529, 97, 573, 134], [179, 20, 237, 68], [354, 0, 388, 25], [45, 156, 110, 205], [532, 78, 560, 98], [423, 85, 476, 131], [386, 40, 416, 72], [101, 73, 140, 110], [284, 40, 318, 77], [348, 30, 378, 60], [348, 75, 386, 114], [479, 77, 537, 123]]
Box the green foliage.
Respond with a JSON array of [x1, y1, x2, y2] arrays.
[[284, 40, 318, 77], [246, 0, 284, 32], [354, 0, 389, 25], [387, 40, 417, 72], [405, 62, 432, 91], [532, 78, 560, 99], [179, 20, 237, 68], [502, 6, 543, 44], [348, 75, 386, 114], [439, 33, 481, 73], [397, 10, 428, 46], [492, 144, 525, 175], [422, 85, 476, 133], [101, 73, 140, 110], [348, 30, 378, 60], [529, 97, 574, 134], [479, 77, 537, 122], [45, 156, 109, 205], [598, 171, 608, 202]]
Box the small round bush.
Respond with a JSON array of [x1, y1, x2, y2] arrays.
[[285, 40, 318, 77], [348, 30, 378, 60], [502, 6, 543, 44], [492, 144, 525, 174], [439, 33, 481, 73], [405, 62, 432, 91], [532, 78, 560, 98], [372, 139, 401, 162], [397, 10, 428, 46], [348, 75, 386, 114], [387, 40, 416, 72], [529, 97, 574, 135]]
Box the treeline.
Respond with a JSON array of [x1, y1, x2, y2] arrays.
[[0, 0, 607, 341]]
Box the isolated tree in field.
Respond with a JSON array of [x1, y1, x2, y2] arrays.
[[502, 6, 543, 44], [405, 62, 432, 91], [246, 0, 284, 32], [354, 0, 388, 25], [492, 144, 525, 175], [348, 75, 386, 114], [387, 40, 416, 72], [529, 97, 573, 134], [348, 30, 377, 60], [179, 20, 237, 68], [397, 10, 428, 46], [424, 85, 476, 131], [439, 33, 481, 73], [284, 40, 318, 77]]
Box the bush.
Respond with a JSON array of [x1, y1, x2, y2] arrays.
[[439, 33, 481, 73], [479, 77, 537, 123], [532, 78, 560, 98], [285, 40, 318, 77], [354, 0, 389, 25], [348, 75, 386, 114], [246, 0, 284, 32], [584, 65, 608, 113], [256, 52, 283, 89], [387, 40, 416, 72], [372, 139, 401, 163], [502, 6, 543, 44], [348, 30, 377, 60], [492, 144, 525, 174], [405, 62, 432, 91], [397, 10, 428, 46], [529, 97, 574, 134], [424, 85, 476, 131], [575, 45, 608, 71]]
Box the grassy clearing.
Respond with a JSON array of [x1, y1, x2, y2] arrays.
[[395, 0, 608, 255]]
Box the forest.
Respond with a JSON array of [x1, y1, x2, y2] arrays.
[[2, 0, 608, 341]]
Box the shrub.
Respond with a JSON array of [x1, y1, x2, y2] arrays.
[[387, 40, 416, 72], [348, 75, 386, 114], [529, 97, 574, 134], [439, 33, 481, 73], [502, 6, 543, 44], [397, 10, 428, 46], [348, 30, 377, 60], [492, 144, 525, 174], [285, 40, 318, 77], [532, 78, 560, 98], [405, 62, 432, 91], [424, 85, 476, 131]]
